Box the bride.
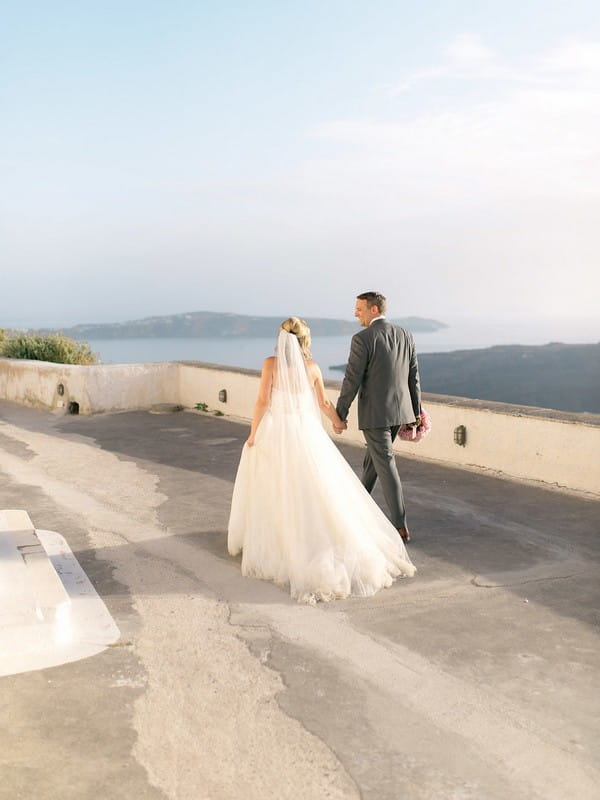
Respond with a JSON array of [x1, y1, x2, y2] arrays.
[[227, 317, 416, 604]]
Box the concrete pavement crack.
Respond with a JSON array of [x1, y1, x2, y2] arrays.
[[471, 570, 592, 588]]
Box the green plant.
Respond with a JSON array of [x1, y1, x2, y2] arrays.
[[194, 402, 225, 416], [0, 332, 97, 365]]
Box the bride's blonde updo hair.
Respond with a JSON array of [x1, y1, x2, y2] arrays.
[[281, 317, 312, 360]]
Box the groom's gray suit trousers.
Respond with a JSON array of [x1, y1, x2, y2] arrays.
[[361, 426, 406, 529]]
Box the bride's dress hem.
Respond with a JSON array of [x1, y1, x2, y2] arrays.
[[228, 543, 416, 605]]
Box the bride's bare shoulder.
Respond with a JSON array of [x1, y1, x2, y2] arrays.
[[305, 360, 322, 379]]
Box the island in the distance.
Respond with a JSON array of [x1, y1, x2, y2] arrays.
[[39, 311, 448, 339], [331, 342, 600, 415]]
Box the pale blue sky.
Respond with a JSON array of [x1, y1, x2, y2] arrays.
[[2, 1, 599, 327]]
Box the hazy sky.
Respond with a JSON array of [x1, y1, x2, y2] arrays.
[[2, 1, 599, 327]]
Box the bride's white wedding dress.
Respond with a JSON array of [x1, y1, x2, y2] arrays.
[[227, 330, 416, 604]]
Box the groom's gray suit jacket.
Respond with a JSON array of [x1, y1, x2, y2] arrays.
[[336, 318, 421, 430]]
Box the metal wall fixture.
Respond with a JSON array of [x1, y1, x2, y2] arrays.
[[218, 389, 227, 403], [57, 383, 65, 396], [453, 425, 467, 446]]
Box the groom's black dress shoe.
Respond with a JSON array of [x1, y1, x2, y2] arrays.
[[397, 526, 411, 542]]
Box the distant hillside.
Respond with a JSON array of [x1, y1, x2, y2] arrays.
[[331, 343, 600, 414], [36, 311, 447, 339]]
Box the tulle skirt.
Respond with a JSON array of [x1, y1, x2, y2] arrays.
[[227, 406, 416, 604]]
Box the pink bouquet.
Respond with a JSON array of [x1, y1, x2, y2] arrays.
[[399, 408, 431, 442]]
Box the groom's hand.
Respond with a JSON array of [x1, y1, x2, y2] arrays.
[[333, 420, 348, 434]]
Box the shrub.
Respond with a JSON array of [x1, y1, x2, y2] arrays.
[[0, 332, 97, 365]]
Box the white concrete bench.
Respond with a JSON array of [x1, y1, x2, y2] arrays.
[[0, 509, 71, 625], [0, 511, 120, 677]]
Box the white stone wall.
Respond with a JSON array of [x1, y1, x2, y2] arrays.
[[178, 362, 600, 497], [392, 397, 599, 494], [2, 357, 599, 496], [0, 358, 178, 415]]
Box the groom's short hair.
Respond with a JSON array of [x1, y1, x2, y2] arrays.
[[357, 291, 387, 314]]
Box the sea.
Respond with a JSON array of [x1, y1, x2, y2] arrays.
[[86, 314, 600, 381]]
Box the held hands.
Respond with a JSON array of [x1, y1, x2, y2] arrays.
[[333, 420, 348, 435]]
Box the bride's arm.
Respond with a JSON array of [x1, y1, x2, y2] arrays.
[[247, 357, 275, 446], [311, 364, 344, 428]]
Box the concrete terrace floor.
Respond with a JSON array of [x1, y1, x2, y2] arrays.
[[0, 400, 599, 800]]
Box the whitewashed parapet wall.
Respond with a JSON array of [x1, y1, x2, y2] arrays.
[[178, 362, 600, 497], [1, 357, 599, 496], [396, 394, 600, 495], [0, 358, 178, 415]]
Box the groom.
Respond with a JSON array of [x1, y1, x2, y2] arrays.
[[334, 291, 422, 541]]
